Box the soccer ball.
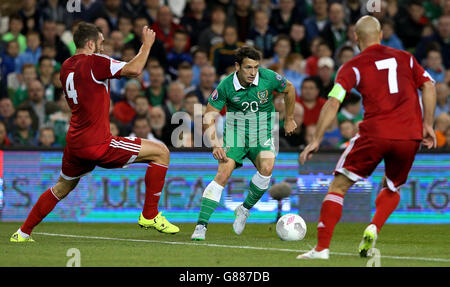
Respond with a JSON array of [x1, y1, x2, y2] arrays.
[[276, 213, 307, 241]]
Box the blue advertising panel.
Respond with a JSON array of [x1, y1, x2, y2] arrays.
[[0, 151, 448, 223]]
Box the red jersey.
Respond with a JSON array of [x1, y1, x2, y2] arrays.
[[60, 54, 126, 148], [335, 44, 434, 140]]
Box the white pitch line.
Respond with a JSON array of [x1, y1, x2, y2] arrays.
[[34, 232, 450, 263]]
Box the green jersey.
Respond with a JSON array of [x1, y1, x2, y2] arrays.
[[208, 68, 287, 149]]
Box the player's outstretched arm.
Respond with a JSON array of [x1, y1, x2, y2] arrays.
[[121, 26, 156, 78], [299, 96, 341, 165], [204, 103, 227, 162], [282, 80, 297, 136], [420, 81, 437, 149]]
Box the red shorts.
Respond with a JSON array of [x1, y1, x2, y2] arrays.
[[334, 134, 420, 191], [61, 136, 142, 180]]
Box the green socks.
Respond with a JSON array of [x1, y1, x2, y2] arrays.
[[197, 181, 224, 227], [243, 181, 267, 210], [197, 172, 271, 226], [197, 197, 220, 227]]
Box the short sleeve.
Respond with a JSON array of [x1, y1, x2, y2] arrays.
[[410, 55, 435, 89], [334, 63, 357, 93], [266, 69, 288, 93], [208, 86, 226, 111], [91, 54, 126, 81]]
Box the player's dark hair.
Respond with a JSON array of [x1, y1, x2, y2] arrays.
[[235, 46, 261, 65], [73, 22, 102, 49]]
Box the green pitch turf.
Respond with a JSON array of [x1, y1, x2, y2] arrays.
[[0, 222, 449, 267]]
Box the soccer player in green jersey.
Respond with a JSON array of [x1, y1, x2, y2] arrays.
[[191, 46, 297, 240]]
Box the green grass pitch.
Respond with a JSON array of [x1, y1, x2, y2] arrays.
[[1, 222, 449, 267]]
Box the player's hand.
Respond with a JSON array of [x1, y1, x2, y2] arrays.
[[141, 26, 156, 48], [299, 140, 320, 165], [422, 123, 437, 149], [213, 147, 228, 162], [284, 118, 297, 136]]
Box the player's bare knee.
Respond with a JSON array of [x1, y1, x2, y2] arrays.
[[329, 182, 348, 196], [141, 141, 170, 165], [51, 185, 70, 200], [259, 165, 273, 177], [215, 167, 233, 186], [155, 143, 170, 165], [214, 173, 230, 187]]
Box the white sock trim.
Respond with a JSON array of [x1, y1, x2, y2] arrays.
[[150, 162, 169, 169], [385, 177, 400, 192], [251, 171, 271, 190], [17, 228, 30, 238], [323, 193, 344, 206], [202, 180, 224, 202], [50, 187, 62, 201]]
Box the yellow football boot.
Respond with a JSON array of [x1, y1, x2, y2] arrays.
[[138, 212, 180, 234]]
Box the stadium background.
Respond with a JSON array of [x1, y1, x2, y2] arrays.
[[0, 0, 449, 224]]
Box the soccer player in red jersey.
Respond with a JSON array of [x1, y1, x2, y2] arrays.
[[10, 23, 179, 242], [296, 16, 437, 259]]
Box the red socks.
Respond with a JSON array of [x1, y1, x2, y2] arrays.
[[314, 188, 400, 251], [316, 192, 344, 251], [21, 188, 60, 235], [371, 188, 400, 233], [142, 162, 168, 220]]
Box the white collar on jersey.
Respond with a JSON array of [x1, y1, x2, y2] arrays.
[[233, 71, 259, 91]]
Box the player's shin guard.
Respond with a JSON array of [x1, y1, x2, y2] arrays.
[[20, 188, 60, 235], [316, 192, 344, 251], [197, 181, 224, 226], [142, 162, 168, 220], [371, 187, 400, 233], [243, 172, 271, 210]]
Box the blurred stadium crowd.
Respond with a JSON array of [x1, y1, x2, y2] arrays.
[[0, 0, 449, 150]]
